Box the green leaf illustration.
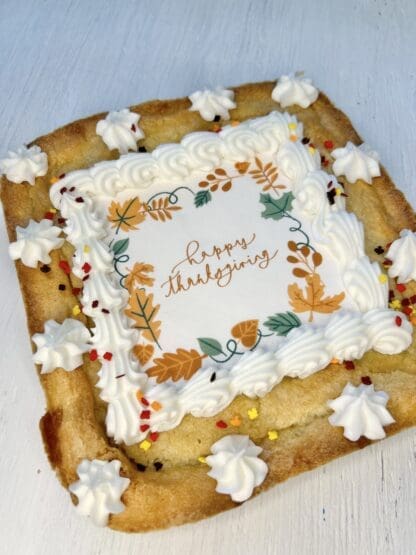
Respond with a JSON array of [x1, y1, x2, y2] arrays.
[[260, 191, 294, 220], [112, 238, 129, 255], [197, 337, 223, 356], [194, 190, 212, 208], [263, 311, 301, 336]]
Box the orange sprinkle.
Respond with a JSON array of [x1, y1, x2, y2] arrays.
[[151, 401, 162, 411], [290, 134, 297, 142], [410, 316, 416, 325], [135, 390, 143, 401], [230, 120, 240, 127], [230, 415, 241, 427], [50, 176, 59, 185], [331, 358, 341, 365], [211, 124, 221, 132]]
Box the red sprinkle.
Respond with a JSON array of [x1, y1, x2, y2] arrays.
[[44, 212, 54, 220], [140, 410, 151, 420], [383, 258, 392, 266], [58, 260, 71, 274], [75, 196, 84, 203], [344, 361, 355, 370], [410, 295, 416, 304], [82, 262, 92, 273], [402, 298, 410, 306], [403, 306, 413, 316], [216, 420, 228, 429], [89, 349, 98, 362], [396, 283, 406, 293], [324, 140, 334, 150], [92, 300, 99, 308], [361, 376, 372, 385], [395, 316, 402, 327], [140, 424, 150, 432], [149, 432, 159, 442], [141, 397, 150, 407], [131, 124, 136, 132], [72, 287, 81, 296], [103, 352, 113, 361]]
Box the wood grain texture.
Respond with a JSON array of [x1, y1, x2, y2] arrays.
[[0, 0, 415, 553]]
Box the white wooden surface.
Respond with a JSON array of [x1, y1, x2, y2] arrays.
[[0, 1, 415, 553]]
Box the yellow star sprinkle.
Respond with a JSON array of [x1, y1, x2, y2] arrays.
[[378, 274, 388, 284], [83, 245, 90, 253], [288, 122, 297, 130], [247, 407, 259, 420], [139, 440, 152, 452], [230, 416, 241, 427], [268, 430, 279, 441], [72, 305, 81, 316], [198, 456, 207, 464], [335, 188, 342, 196], [389, 299, 402, 310]]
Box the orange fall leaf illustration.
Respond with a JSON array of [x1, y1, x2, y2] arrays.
[[147, 348, 204, 383], [288, 273, 345, 322], [125, 288, 161, 345], [108, 197, 146, 232], [231, 319, 259, 348], [133, 343, 155, 366]]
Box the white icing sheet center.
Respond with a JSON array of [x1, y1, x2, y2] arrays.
[[49, 112, 413, 446]]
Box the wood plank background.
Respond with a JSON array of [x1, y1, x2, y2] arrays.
[[0, 1, 415, 553]]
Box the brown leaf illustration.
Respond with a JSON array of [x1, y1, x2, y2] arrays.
[[125, 262, 155, 290], [133, 343, 155, 366], [235, 161, 250, 174], [108, 197, 146, 232], [249, 157, 282, 192], [147, 348, 204, 383], [231, 319, 259, 348], [288, 273, 345, 322], [146, 197, 182, 222], [125, 288, 161, 345]]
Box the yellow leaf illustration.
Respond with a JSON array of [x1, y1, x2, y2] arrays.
[[125, 262, 155, 290], [147, 348, 204, 383], [288, 273, 345, 322], [107, 197, 146, 232], [125, 288, 161, 345]]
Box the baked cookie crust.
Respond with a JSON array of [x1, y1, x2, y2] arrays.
[[2, 81, 416, 532]]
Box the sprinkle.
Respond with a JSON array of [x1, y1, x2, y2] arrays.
[[50, 176, 59, 185], [216, 420, 228, 429], [247, 407, 259, 420], [395, 316, 402, 327], [89, 349, 98, 362], [136, 463, 146, 472], [83, 245, 90, 253], [230, 416, 241, 427], [210, 372, 216, 383], [139, 440, 152, 452], [378, 274, 388, 284], [344, 360, 355, 370], [103, 352, 113, 361], [131, 123, 136, 132], [403, 306, 413, 316], [154, 461, 163, 471], [335, 188, 342, 196], [140, 410, 151, 420], [101, 308, 110, 314], [383, 258, 392, 267], [69, 186, 75, 192], [151, 401, 162, 411], [59, 186, 67, 194], [82, 262, 91, 273], [40, 264, 51, 273], [72, 287, 81, 296], [75, 196, 84, 203], [331, 358, 341, 365], [324, 140, 334, 150], [374, 246, 385, 255], [213, 115, 221, 122], [309, 146, 316, 155], [135, 390, 143, 401], [59, 173, 66, 179], [149, 432, 159, 442], [402, 298, 411, 306], [58, 260, 71, 274], [82, 274, 90, 282], [389, 299, 402, 309], [72, 305, 81, 316], [361, 376, 372, 385], [288, 123, 297, 130], [140, 424, 150, 432], [411, 295, 416, 304], [44, 211, 54, 220], [301, 137, 310, 144], [211, 124, 221, 132], [396, 283, 406, 293], [115, 374, 125, 379], [58, 283, 66, 291], [268, 430, 279, 441], [141, 397, 149, 406], [290, 135, 297, 142], [230, 120, 240, 127], [389, 289, 395, 301], [327, 189, 336, 205], [198, 456, 207, 464], [138, 146, 147, 153], [92, 300, 99, 308], [57, 218, 66, 225]]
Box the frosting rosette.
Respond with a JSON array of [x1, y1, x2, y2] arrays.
[[206, 435, 268, 502], [188, 87, 236, 121], [331, 142, 380, 184], [328, 382, 395, 441], [9, 219, 64, 268], [96, 108, 144, 154], [0, 144, 47, 185], [386, 229, 416, 283], [272, 74, 318, 108], [69, 459, 130, 526]]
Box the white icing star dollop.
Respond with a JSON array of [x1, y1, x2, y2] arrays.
[[327, 382, 395, 441], [271, 74, 318, 108], [69, 459, 130, 527], [96, 109, 144, 154], [32, 318, 91, 373], [206, 435, 268, 502], [386, 229, 416, 283], [0, 144, 48, 185], [9, 219, 64, 268], [188, 87, 236, 121], [331, 142, 380, 184]]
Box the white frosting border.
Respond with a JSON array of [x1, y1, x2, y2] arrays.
[[49, 112, 412, 445]]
